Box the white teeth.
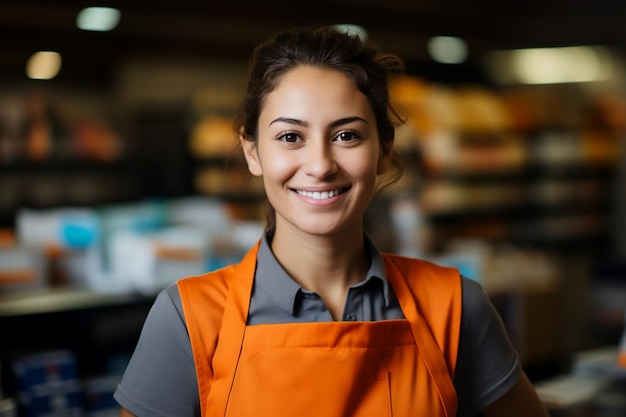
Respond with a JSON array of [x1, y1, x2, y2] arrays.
[[297, 189, 343, 199]]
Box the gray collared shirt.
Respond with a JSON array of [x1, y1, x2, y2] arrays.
[[114, 233, 521, 417], [247, 235, 405, 324]]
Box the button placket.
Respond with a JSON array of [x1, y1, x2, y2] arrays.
[[345, 313, 358, 321]]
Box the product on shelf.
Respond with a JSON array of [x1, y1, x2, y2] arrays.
[[194, 165, 264, 196], [189, 114, 238, 158], [0, 234, 45, 293], [618, 310, 626, 368], [12, 350, 84, 416], [72, 120, 124, 162]]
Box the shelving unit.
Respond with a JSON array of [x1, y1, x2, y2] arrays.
[[0, 159, 144, 228], [389, 78, 623, 256], [0, 288, 154, 404], [419, 160, 614, 252], [0, 287, 151, 317], [1, 62, 624, 415]]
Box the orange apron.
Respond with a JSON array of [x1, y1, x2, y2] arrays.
[[179, 242, 461, 417]]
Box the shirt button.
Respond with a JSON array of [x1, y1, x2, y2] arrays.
[[345, 313, 358, 321]]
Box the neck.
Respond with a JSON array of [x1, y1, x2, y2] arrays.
[[270, 225, 369, 320]]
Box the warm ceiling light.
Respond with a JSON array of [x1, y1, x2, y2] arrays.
[[26, 51, 62, 80], [428, 36, 468, 64], [76, 7, 121, 32], [485, 46, 614, 84]]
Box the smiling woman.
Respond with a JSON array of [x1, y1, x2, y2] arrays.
[[114, 26, 550, 417], [240, 65, 391, 245]]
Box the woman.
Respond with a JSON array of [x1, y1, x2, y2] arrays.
[[115, 26, 549, 417]]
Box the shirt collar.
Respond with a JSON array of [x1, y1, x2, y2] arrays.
[[255, 233, 391, 316]]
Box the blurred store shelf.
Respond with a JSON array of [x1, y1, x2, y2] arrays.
[[0, 287, 149, 318]]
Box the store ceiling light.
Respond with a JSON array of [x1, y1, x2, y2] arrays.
[[76, 7, 121, 32], [428, 36, 468, 64], [26, 51, 62, 80], [334, 24, 368, 41], [485, 46, 614, 84]]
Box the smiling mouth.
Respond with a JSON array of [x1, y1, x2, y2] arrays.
[[295, 188, 346, 200]]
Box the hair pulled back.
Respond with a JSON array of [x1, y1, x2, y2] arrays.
[[234, 26, 406, 232], [235, 25, 404, 151]]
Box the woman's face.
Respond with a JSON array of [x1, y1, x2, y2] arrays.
[[241, 65, 391, 238]]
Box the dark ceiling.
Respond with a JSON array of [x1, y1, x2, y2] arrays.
[[2, 0, 626, 85]]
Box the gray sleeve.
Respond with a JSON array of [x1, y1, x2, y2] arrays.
[[454, 277, 522, 417], [114, 285, 200, 417]]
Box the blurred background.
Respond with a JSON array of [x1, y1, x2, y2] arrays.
[[1, 1, 625, 416]]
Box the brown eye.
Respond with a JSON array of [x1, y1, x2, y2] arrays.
[[334, 130, 360, 142], [278, 132, 301, 143]]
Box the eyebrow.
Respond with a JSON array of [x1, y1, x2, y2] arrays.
[[268, 116, 370, 128]]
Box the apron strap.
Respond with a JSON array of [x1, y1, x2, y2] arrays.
[[206, 242, 259, 416], [384, 257, 459, 417]]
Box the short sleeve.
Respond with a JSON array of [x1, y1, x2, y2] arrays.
[[454, 277, 522, 417], [114, 285, 200, 417]]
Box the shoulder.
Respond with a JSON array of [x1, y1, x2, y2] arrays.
[[383, 253, 459, 279], [177, 264, 235, 300], [382, 253, 461, 299], [177, 240, 260, 306], [382, 252, 458, 274], [175, 264, 238, 323], [460, 277, 491, 314], [459, 277, 506, 332]]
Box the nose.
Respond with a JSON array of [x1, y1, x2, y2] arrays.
[[302, 141, 338, 179]]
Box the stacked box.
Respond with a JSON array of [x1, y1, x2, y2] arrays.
[[13, 351, 84, 417], [82, 375, 121, 417]]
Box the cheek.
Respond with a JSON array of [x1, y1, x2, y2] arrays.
[[258, 148, 298, 181], [349, 149, 382, 179]]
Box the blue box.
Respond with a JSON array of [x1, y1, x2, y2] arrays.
[[13, 350, 84, 417]]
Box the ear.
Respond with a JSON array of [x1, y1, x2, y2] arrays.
[[376, 143, 393, 175], [239, 131, 263, 176]]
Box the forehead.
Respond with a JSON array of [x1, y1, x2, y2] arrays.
[[259, 65, 373, 123], [276, 65, 354, 87]]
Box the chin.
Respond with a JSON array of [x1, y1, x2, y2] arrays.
[[299, 219, 360, 238]]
